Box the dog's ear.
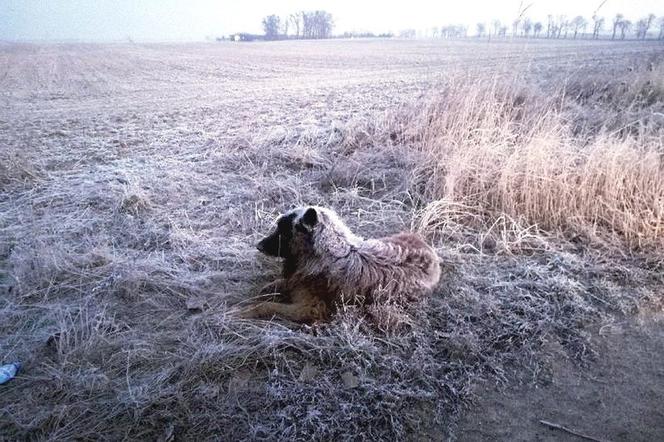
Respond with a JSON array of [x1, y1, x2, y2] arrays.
[[300, 207, 318, 228]]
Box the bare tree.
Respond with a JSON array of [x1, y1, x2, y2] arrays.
[[262, 14, 281, 40], [281, 17, 289, 37], [314, 10, 334, 38], [591, 0, 607, 39], [512, 19, 520, 37], [512, 1, 533, 37], [546, 15, 567, 38], [592, 16, 605, 39], [635, 18, 647, 39], [659, 17, 664, 40], [289, 13, 302, 39], [440, 25, 467, 39], [570, 16, 588, 39], [635, 14, 656, 39], [522, 18, 533, 37], [546, 15, 555, 38], [619, 19, 632, 39], [533, 22, 543, 38], [431, 27, 440, 38], [645, 13, 656, 37], [302, 12, 311, 38], [299, 11, 334, 39], [476, 23, 486, 38], [558, 16, 569, 38], [612, 13, 624, 39], [492, 20, 502, 37]]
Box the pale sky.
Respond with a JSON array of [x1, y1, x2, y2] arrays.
[[1, 0, 663, 41]]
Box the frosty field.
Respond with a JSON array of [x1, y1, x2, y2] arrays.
[[1, 39, 663, 440]]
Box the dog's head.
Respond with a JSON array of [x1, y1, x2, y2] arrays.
[[257, 206, 361, 259], [256, 207, 312, 258]]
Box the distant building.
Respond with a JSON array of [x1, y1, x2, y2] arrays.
[[228, 33, 264, 42]]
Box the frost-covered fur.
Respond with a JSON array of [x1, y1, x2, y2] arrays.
[[241, 206, 441, 323]]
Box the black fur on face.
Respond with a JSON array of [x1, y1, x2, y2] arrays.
[[256, 212, 296, 258], [256, 207, 319, 259]]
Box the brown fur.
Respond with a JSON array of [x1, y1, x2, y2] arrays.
[[240, 206, 441, 323]]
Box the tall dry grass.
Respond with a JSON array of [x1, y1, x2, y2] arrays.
[[349, 71, 664, 250]]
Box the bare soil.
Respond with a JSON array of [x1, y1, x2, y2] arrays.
[[457, 314, 664, 441]]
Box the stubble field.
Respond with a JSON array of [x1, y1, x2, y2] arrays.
[[1, 39, 663, 440]]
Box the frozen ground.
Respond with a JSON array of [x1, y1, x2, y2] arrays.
[[1, 39, 663, 440]]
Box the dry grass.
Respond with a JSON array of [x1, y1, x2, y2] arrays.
[[340, 68, 664, 250], [1, 41, 663, 440]]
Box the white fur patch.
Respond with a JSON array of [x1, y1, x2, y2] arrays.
[[286, 206, 363, 245]]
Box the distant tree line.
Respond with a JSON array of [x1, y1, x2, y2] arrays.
[[262, 11, 334, 40], [469, 11, 663, 41], [401, 25, 469, 39], [400, 8, 664, 41], [237, 6, 664, 42]]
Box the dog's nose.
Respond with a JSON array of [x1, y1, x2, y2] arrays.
[[256, 241, 265, 252]]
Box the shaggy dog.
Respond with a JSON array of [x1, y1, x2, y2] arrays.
[[240, 206, 441, 323]]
